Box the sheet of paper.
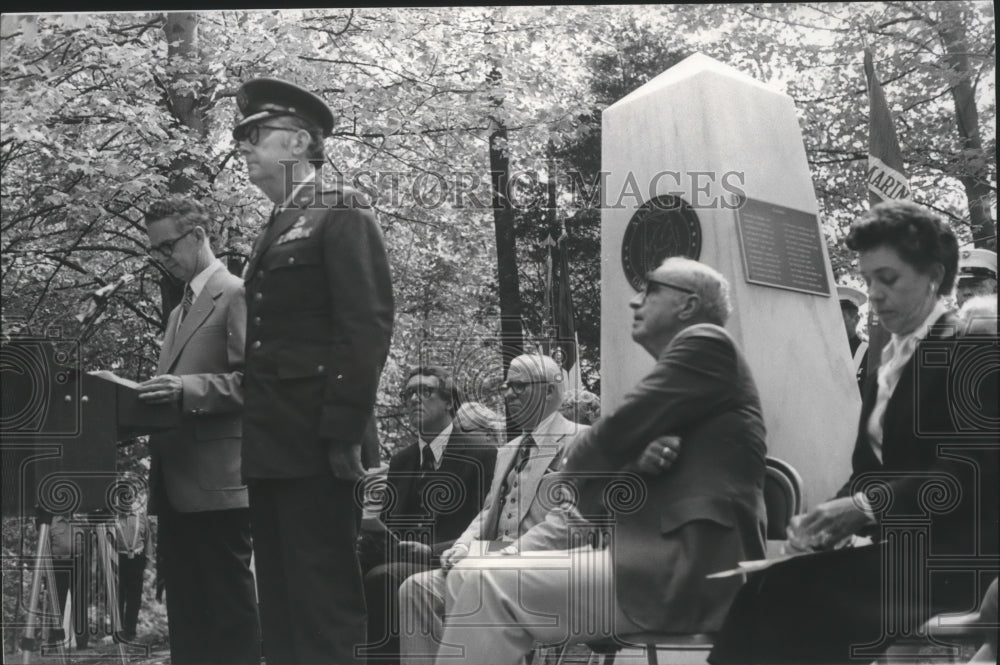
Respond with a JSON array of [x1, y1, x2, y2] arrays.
[[706, 538, 878, 579], [88, 369, 139, 389]]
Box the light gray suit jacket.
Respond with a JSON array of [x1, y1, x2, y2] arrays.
[[149, 264, 249, 514], [453, 413, 586, 550]]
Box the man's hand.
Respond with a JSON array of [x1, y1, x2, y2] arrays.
[[634, 435, 681, 475], [394, 540, 432, 565], [440, 543, 469, 571], [327, 442, 364, 481], [137, 375, 183, 404], [786, 496, 870, 552]]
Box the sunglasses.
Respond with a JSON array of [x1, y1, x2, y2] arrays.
[[232, 123, 299, 146]]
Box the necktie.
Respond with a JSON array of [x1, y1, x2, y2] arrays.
[[420, 446, 436, 472], [180, 284, 194, 322], [497, 433, 536, 508], [513, 433, 536, 473]]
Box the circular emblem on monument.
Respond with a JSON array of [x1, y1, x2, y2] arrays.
[[621, 195, 702, 291]]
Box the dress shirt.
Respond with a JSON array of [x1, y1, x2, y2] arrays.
[[115, 513, 150, 557], [417, 423, 452, 471]]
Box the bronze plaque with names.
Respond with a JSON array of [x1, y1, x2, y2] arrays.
[[735, 197, 831, 296]]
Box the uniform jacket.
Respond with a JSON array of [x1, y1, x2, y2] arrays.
[[560, 323, 768, 634], [454, 413, 583, 549], [381, 429, 497, 548], [149, 265, 248, 514], [241, 183, 394, 479]]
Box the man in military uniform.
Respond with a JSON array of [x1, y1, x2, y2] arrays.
[[837, 285, 869, 393], [955, 247, 997, 307], [233, 77, 395, 664]]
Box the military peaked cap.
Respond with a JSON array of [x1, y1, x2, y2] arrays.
[[958, 247, 997, 281], [234, 77, 334, 138]]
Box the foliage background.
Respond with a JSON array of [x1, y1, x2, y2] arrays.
[[1, 3, 995, 649]]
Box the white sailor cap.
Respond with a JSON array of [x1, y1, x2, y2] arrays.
[[837, 285, 867, 309], [958, 248, 997, 281]]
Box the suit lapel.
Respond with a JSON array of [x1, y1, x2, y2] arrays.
[[480, 416, 576, 538], [157, 308, 180, 374], [160, 267, 223, 372], [518, 432, 569, 519], [877, 312, 957, 465]]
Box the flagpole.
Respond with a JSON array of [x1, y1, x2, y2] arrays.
[[861, 31, 911, 377]]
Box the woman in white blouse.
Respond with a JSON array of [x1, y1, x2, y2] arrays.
[[710, 201, 999, 664]]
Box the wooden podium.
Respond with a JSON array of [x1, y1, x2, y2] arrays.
[[2, 339, 178, 518]]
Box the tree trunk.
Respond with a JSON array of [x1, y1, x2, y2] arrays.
[[488, 66, 523, 369], [487, 65, 524, 435], [937, 2, 996, 249], [158, 12, 208, 320]]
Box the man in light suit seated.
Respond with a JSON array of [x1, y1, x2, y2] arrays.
[[425, 257, 768, 665], [398, 353, 583, 664]]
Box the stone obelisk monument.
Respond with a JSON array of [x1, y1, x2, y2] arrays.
[[601, 53, 860, 508]]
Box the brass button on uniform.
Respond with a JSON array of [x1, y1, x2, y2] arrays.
[[254, 292, 263, 301], [253, 317, 261, 326], [288, 257, 296, 265], [251, 341, 261, 350], [317, 365, 325, 373]]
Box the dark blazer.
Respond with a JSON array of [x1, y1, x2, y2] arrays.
[[241, 183, 394, 479], [561, 323, 768, 634], [381, 429, 497, 548], [709, 311, 999, 664], [149, 265, 248, 514], [838, 312, 998, 557]]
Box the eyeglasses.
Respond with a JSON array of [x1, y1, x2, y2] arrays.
[[148, 229, 195, 259], [498, 380, 547, 396], [233, 123, 299, 146], [400, 385, 441, 402], [642, 277, 696, 297]]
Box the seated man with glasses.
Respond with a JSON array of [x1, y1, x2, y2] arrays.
[[398, 353, 584, 664], [417, 258, 767, 665], [359, 365, 497, 665]]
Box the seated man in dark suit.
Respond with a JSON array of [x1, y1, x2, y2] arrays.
[[431, 257, 768, 664], [360, 365, 496, 664]]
